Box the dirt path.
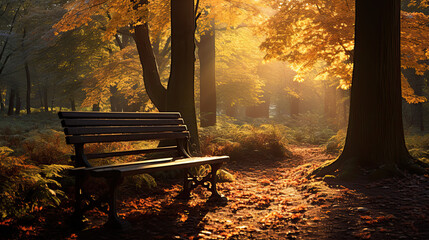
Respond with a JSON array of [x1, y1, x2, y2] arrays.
[[4, 146, 429, 239]]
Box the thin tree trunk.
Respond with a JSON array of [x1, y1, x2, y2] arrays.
[[70, 98, 76, 111], [199, 20, 217, 127], [167, 0, 200, 152], [290, 81, 300, 116], [0, 90, 4, 112], [43, 88, 48, 112], [324, 83, 337, 119], [92, 103, 100, 111], [7, 88, 15, 116], [25, 62, 31, 114], [246, 94, 270, 118], [226, 105, 237, 118], [15, 92, 21, 115], [290, 97, 299, 116]]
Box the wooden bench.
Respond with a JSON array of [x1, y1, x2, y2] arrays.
[[59, 111, 228, 229]]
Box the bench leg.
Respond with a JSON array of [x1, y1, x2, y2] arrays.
[[177, 168, 191, 200], [70, 175, 86, 228], [104, 176, 130, 230], [209, 163, 227, 202]]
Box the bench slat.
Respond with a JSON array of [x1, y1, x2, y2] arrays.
[[83, 146, 179, 160], [59, 111, 181, 119], [65, 126, 188, 135], [66, 132, 189, 144], [91, 156, 229, 177], [62, 119, 184, 127], [69, 157, 180, 175]]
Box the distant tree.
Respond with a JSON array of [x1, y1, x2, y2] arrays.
[[313, 0, 426, 179]]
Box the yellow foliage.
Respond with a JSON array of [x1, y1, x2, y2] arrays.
[[261, 0, 429, 103]]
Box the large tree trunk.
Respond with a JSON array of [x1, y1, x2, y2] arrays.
[[7, 89, 15, 116], [134, 23, 167, 111], [198, 20, 217, 127], [25, 62, 31, 114], [314, 0, 425, 179], [167, 0, 200, 152]]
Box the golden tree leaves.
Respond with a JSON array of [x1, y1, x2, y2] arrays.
[[261, 0, 429, 103], [54, 0, 152, 40]]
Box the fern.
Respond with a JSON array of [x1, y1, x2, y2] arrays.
[[0, 147, 72, 220]]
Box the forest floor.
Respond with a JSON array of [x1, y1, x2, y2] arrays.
[[2, 146, 429, 240]]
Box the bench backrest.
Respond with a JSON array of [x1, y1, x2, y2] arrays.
[[59, 111, 191, 168]]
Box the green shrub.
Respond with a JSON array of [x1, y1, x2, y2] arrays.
[[282, 113, 336, 145], [406, 134, 429, 165]]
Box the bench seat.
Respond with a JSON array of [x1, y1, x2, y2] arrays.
[[70, 156, 229, 177]]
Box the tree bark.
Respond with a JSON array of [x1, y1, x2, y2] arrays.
[[134, 23, 167, 111], [7, 88, 15, 116], [199, 20, 217, 127], [314, 0, 425, 179], [167, 0, 200, 151]]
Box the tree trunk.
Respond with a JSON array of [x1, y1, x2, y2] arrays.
[[166, 0, 200, 152], [226, 105, 237, 118], [7, 89, 15, 116], [70, 98, 76, 111], [15, 92, 21, 115], [25, 62, 31, 114], [324, 83, 337, 119], [134, 23, 167, 111], [246, 94, 270, 118], [43, 88, 48, 112], [199, 20, 217, 127], [404, 69, 425, 132], [290, 81, 300, 116], [314, 0, 425, 179], [290, 97, 299, 116], [0, 90, 4, 112]]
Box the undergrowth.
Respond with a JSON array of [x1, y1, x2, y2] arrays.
[[0, 146, 72, 220], [406, 134, 429, 165], [199, 116, 293, 161]]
